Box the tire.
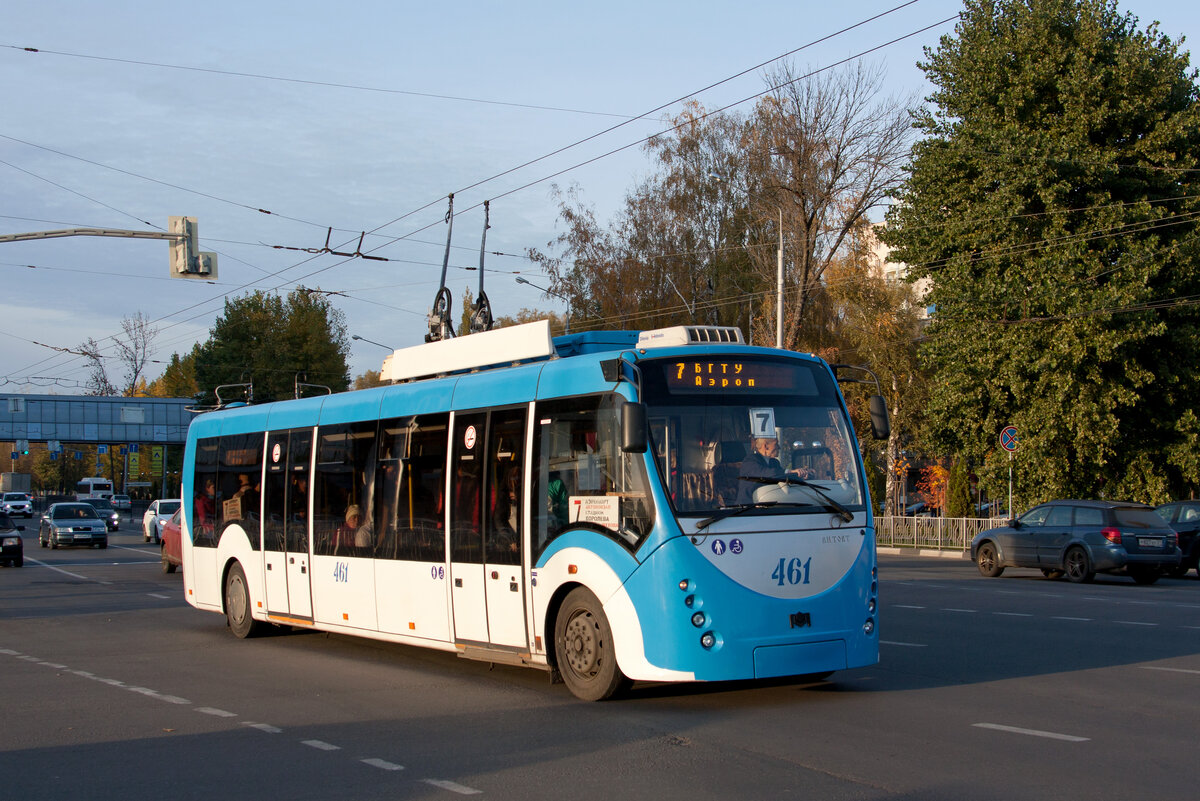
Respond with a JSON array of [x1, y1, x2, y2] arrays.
[[161, 547, 177, 574], [144, 524, 150, 543], [1064, 547, 1094, 583], [40, 534, 47, 548], [554, 587, 630, 701], [225, 562, 261, 639], [975, 543, 1004, 577], [13, 556, 21, 567], [49, 534, 58, 550], [1128, 567, 1159, 585], [1041, 569, 1065, 579]]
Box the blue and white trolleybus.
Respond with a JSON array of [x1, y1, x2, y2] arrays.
[[179, 321, 887, 700]]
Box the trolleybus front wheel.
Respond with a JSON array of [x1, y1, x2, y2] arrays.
[[554, 587, 630, 701]]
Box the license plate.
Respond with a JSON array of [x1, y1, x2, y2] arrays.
[[1138, 537, 1164, 549]]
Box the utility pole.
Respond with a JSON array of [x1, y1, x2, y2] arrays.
[[0, 217, 217, 279]]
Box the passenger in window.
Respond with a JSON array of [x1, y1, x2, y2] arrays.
[[336, 504, 371, 554], [195, 478, 216, 533], [491, 465, 521, 554]]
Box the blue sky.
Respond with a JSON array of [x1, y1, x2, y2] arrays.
[[1, 0, 1196, 391]]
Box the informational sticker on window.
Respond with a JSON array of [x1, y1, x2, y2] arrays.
[[569, 495, 620, 530], [749, 408, 777, 438]]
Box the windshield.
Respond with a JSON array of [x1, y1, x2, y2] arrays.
[[3, 493, 23, 501], [87, 499, 114, 511], [159, 500, 181, 515], [641, 355, 864, 517]]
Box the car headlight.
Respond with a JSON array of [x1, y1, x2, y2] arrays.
[[1, 536, 18, 547]]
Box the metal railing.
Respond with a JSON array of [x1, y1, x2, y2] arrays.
[[875, 515, 1008, 552]]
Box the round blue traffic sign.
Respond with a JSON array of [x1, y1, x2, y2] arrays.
[[1000, 426, 1018, 452]]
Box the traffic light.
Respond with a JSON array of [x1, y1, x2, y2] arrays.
[[169, 216, 218, 280], [16, 439, 28, 455]]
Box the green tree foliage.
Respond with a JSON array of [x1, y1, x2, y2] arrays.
[[883, 0, 1200, 505], [946, 458, 974, 519], [193, 288, 350, 404], [148, 349, 199, 399]]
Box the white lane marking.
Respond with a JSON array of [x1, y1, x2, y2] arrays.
[[942, 608, 977, 613], [423, 779, 482, 795], [147, 593, 171, 599], [38, 662, 68, 669], [1114, 621, 1157, 627], [893, 604, 925, 609], [197, 707, 238, 718], [22, 560, 95, 580], [362, 758, 404, 771], [302, 740, 342, 751], [881, 640, 927, 647], [993, 612, 1032, 617], [1052, 616, 1091, 621], [973, 723, 1089, 742], [243, 722, 283, 734], [1140, 666, 1200, 675]]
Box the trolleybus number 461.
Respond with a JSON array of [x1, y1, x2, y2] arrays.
[[771, 556, 813, 586]]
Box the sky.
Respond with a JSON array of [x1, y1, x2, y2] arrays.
[[2, 0, 1197, 394]]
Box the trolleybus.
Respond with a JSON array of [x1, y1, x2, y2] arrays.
[[179, 321, 887, 700]]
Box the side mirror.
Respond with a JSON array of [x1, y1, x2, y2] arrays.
[[868, 395, 890, 441], [1007, 518, 1019, 528], [621, 401, 648, 453]]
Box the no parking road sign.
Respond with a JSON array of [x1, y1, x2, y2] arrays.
[[1000, 425, 1018, 452]]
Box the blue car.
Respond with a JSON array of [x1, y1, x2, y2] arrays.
[[971, 499, 1181, 584]]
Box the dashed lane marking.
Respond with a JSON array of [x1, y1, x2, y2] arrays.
[[973, 723, 1089, 742], [362, 758, 405, 771], [302, 740, 342, 751], [1140, 666, 1200, 675], [423, 779, 483, 795]]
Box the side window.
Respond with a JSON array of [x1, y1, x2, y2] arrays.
[[1045, 506, 1073, 526], [263, 432, 289, 552], [313, 422, 377, 557], [374, 414, 448, 562], [1019, 506, 1050, 527], [531, 394, 655, 559], [218, 433, 263, 548], [1075, 506, 1104, 526], [191, 437, 219, 547]]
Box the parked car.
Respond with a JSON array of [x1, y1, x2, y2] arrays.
[[971, 499, 1181, 584], [0, 513, 24, 567], [1, 492, 33, 518], [39, 503, 108, 549], [1154, 500, 1200, 577], [160, 509, 183, 574], [111, 494, 132, 512], [81, 497, 120, 531], [143, 499, 181, 543]]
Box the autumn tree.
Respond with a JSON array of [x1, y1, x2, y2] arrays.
[[884, 0, 1200, 504], [78, 312, 159, 396]]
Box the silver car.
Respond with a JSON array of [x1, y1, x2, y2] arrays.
[[39, 503, 108, 549], [143, 499, 181, 543]]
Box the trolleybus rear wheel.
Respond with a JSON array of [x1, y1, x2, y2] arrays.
[[554, 587, 629, 701]]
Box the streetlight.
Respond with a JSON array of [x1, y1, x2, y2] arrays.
[[712, 174, 785, 348], [351, 334, 393, 351], [515, 277, 572, 334]]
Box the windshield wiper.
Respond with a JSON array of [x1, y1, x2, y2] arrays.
[[695, 501, 815, 531], [738, 475, 855, 523]]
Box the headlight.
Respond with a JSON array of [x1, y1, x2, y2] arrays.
[[1, 536, 18, 547]]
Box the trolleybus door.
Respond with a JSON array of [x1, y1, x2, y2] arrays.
[[448, 410, 528, 649], [262, 429, 313, 619]]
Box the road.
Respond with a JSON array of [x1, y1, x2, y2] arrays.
[[2, 524, 1196, 800]]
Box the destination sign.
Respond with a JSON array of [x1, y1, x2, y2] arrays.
[[664, 360, 817, 394]]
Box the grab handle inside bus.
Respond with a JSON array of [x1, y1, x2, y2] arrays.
[[622, 401, 648, 453]]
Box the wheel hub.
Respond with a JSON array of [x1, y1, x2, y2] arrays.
[[564, 613, 598, 675]]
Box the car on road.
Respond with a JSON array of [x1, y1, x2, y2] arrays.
[[143, 499, 181, 543], [81, 497, 120, 531], [1, 492, 33, 518], [1154, 500, 1200, 577], [160, 509, 182, 574], [971, 499, 1181, 584], [111, 494, 132, 512], [39, 502, 108, 549], [0, 513, 24, 567]]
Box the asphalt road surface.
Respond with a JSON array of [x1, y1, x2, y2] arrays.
[[2, 530, 1196, 800]]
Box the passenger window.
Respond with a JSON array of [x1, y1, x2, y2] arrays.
[[1075, 507, 1104, 526], [1019, 506, 1050, 527], [1045, 506, 1073, 526]]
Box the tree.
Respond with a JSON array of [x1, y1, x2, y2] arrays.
[[78, 312, 159, 396], [193, 288, 350, 404], [147, 349, 200, 399], [352, 369, 386, 391], [884, 0, 1200, 505], [946, 457, 974, 518], [744, 61, 915, 351]]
